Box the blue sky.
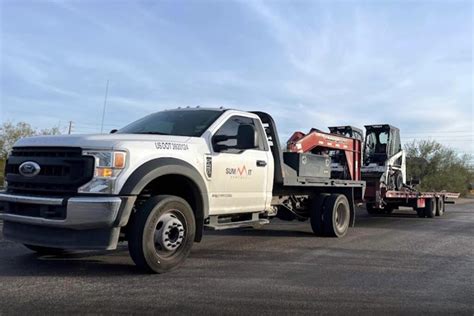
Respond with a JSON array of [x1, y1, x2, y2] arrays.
[[0, 0, 472, 155]]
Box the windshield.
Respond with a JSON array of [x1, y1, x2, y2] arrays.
[[117, 110, 223, 137], [364, 129, 390, 164]]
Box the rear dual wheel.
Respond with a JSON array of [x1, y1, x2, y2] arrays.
[[310, 194, 329, 236], [310, 194, 350, 238]]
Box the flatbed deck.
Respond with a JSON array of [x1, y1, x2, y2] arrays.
[[284, 177, 365, 188]]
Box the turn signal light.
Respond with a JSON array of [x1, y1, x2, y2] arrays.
[[114, 152, 126, 168], [97, 168, 113, 177]]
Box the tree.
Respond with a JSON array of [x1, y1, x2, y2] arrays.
[[0, 122, 62, 186], [0, 122, 62, 160], [405, 140, 473, 196]]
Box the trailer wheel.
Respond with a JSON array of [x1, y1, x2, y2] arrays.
[[436, 198, 445, 216], [128, 195, 195, 274], [310, 194, 330, 236], [424, 198, 436, 218], [322, 194, 350, 238]]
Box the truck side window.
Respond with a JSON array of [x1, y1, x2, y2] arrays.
[[213, 116, 262, 153]]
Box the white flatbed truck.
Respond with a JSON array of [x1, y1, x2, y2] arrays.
[[0, 108, 365, 273]]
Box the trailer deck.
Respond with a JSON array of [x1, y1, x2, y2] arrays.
[[384, 190, 460, 200]]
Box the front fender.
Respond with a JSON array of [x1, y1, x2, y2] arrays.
[[119, 157, 208, 241]]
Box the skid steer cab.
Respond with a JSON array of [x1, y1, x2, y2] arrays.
[[362, 124, 406, 191]]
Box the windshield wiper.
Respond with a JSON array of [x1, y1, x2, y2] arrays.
[[135, 132, 170, 135]]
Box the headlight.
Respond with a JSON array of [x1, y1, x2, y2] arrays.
[[78, 150, 127, 194]]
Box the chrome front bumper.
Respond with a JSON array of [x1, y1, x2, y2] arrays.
[[0, 192, 136, 250], [0, 193, 122, 229]]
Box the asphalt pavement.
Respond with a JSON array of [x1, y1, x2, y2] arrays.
[[0, 200, 473, 315]]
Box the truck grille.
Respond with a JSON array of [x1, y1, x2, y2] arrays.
[[5, 147, 94, 196]]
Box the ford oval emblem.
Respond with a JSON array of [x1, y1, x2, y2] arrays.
[[19, 161, 41, 177]]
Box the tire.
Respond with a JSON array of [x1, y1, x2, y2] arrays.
[[23, 244, 66, 255], [436, 198, 445, 216], [395, 172, 404, 191], [424, 198, 436, 218], [322, 194, 351, 238], [310, 194, 330, 236], [128, 195, 196, 274]]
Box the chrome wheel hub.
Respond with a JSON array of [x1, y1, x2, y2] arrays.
[[154, 213, 185, 252]]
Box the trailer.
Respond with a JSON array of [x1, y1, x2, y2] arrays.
[[365, 188, 460, 217], [291, 124, 460, 218], [359, 124, 459, 217]]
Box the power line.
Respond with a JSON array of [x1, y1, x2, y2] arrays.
[[402, 136, 473, 140], [402, 130, 473, 134]]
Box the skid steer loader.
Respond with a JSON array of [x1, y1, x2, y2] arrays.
[[362, 124, 406, 191]]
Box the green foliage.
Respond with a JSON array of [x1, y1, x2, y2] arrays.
[[0, 122, 63, 187], [0, 122, 62, 160], [405, 140, 473, 196]]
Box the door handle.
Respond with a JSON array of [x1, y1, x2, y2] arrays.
[[256, 160, 267, 167]]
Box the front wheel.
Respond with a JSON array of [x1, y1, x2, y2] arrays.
[[128, 195, 196, 273]]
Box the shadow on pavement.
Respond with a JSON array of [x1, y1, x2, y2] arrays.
[[204, 227, 316, 238], [0, 247, 142, 277]]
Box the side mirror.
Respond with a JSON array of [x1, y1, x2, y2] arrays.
[[212, 135, 233, 152], [213, 135, 230, 143], [212, 124, 257, 153], [110, 129, 118, 134]]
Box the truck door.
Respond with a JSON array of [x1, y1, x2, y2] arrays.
[[208, 115, 269, 214]]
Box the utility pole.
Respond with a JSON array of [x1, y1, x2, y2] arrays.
[[100, 79, 109, 134], [68, 121, 73, 135]]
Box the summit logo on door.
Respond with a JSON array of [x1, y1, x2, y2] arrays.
[[226, 165, 252, 177]]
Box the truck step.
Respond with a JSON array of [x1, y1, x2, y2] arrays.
[[205, 213, 269, 230]]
